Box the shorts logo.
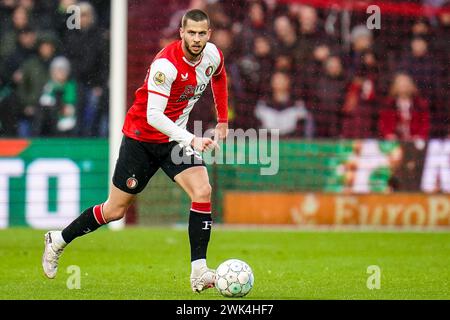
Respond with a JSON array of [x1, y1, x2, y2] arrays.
[[153, 71, 166, 85], [205, 66, 214, 77], [126, 177, 138, 189]]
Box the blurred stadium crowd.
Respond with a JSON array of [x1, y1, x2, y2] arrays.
[[0, 0, 448, 140], [0, 0, 109, 137]]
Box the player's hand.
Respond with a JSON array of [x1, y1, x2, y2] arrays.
[[191, 137, 219, 152], [213, 122, 229, 141]]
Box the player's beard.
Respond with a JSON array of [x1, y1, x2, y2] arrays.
[[184, 41, 205, 59]]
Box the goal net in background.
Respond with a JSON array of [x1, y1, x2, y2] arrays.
[[128, 0, 449, 227]]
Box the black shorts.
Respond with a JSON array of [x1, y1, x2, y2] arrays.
[[112, 136, 205, 194]]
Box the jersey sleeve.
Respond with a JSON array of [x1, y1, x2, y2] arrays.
[[146, 58, 195, 146], [213, 48, 225, 76], [147, 58, 178, 98], [211, 47, 228, 123]]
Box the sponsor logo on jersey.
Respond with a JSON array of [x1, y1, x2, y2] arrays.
[[153, 71, 166, 85], [181, 72, 189, 81], [176, 84, 207, 102], [184, 85, 195, 95], [205, 66, 214, 77], [126, 177, 138, 189]]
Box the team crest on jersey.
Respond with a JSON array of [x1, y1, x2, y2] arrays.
[[126, 177, 138, 189], [205, 66, 214, 77], [153, 71, 166, 85]]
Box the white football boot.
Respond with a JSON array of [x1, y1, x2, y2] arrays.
[[190, 267, 216, 293], [42, 231, 65, 279]]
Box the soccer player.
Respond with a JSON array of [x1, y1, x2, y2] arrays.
[[42, 9, 228, 293]]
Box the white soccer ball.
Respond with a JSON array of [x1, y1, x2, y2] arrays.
[[215, 259, 254, 297]]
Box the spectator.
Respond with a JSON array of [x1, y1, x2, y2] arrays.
[[17, 0, 52, 30], [294, 39, 333, 107], [235, 0, 268, 57], [210, 27, 235, 62], [272, 15, 298, 95], [378, 73, 430, 141], [294, 5, 330, 66], [238, 34, 273, 97], [0, 0, 17, 36], [274, 51, 295, 74], [53, 0, 79, 40], [398, 36, 442, 136], [293, 6, 334, 107], [0, 5, 30, 60], [346, 24, 373, 75], [254, 71, 310, 137], [0, 70, 17, 136], [399, 36, 439, 99], [0, 26, 36, 136], [273, 15, 297, 55], [435, 1, 450, 137], [312, 55, 347, 138], [34, 56, 77, 136], [410, 17, 433, 40], [0, 26, 37, 85], [63, 1, 108, 136], [16, 33, 58, 136], [203, 0, 230, 29], [435, 1, 450, 56], [341, 51, 379, 139]]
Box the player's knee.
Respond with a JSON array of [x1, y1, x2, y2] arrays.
[[192, 183, 212, 202]]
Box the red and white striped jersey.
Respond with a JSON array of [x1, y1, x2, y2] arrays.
[[122, 40, 226, 145]]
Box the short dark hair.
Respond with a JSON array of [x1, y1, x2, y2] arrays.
[[181, 9, 210, 28]]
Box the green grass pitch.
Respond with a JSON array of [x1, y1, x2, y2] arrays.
[[0, 228, 449, 300]]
